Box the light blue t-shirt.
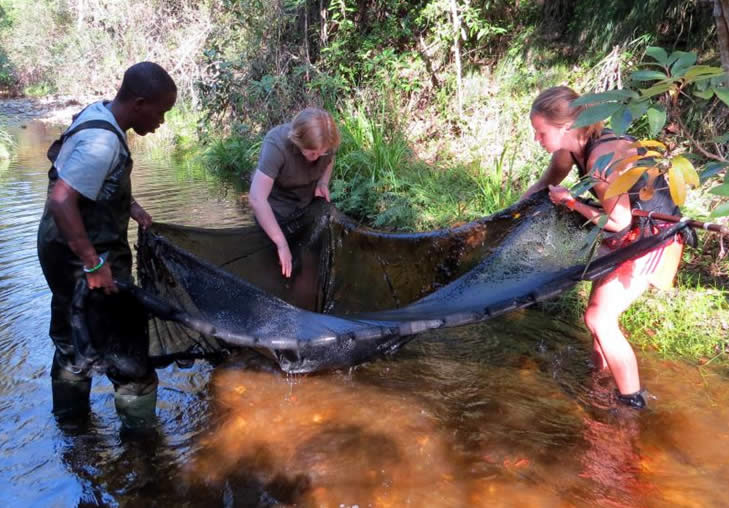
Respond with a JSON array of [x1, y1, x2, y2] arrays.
[[54, 102, 128, 201]]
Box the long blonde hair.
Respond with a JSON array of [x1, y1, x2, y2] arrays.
[[530, 86, 603, 140], [288, 107, 340, 151]]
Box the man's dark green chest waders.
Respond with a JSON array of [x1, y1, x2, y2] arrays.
[[38, 114, 158, 432]]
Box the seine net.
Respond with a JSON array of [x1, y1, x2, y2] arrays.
[[133, 191, 686, 373]]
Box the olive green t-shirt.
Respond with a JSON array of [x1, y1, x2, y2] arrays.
[[256, 123, 334, 218]]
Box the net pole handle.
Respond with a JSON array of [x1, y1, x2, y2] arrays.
[[632, 209, 729, 235]]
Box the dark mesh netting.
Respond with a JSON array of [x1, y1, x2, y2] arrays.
[[134, 190, 687, 373]]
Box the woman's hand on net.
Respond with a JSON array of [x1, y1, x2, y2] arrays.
[[548, 185, 572, 206], [277, 242, 292, 278]]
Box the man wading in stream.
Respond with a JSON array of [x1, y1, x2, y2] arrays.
[[37, 62, 176, 433]]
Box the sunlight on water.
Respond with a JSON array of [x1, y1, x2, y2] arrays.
[[194, 368, 464, 506], [183, 317, 729, 507]]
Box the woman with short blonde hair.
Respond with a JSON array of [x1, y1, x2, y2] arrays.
[[248, 107, 340, 278], [288, 107, 340, 151]]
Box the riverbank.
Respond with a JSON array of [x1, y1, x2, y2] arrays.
[[0, 95, 103, 127]]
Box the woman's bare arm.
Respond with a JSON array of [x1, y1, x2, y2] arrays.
[[521, 149, 574, 199], [248, 170, 292, 277]]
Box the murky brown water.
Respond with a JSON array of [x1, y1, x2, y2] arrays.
[[1, 117, 728, 507]]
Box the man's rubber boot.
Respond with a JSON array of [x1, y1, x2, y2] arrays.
[[616, 390, 646, 410], [51, 354, 91, 420], [114, 388, 157, 432], [51, 378, 92, 419]]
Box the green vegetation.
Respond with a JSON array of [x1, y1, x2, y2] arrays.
[[327, 103, 537, 230], [0, 0, 727, 365], [0, 0, 213, 99], [130, 105, 203, 159], [542, 274, 729, 362], [624, 278, 728, 360], [566, 47, 729, 221]]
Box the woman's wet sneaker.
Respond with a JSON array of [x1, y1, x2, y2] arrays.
[[616, 390, 646, 410]]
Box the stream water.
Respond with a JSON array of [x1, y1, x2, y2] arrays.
[[1, 118, 728, 507]]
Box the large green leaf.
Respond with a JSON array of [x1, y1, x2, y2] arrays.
[[641, 82, 674, 98], [646, 106, 666, 136], [609, 106, 632, 136], [631, 70, 667, 82], [645, 46, 668, 65], [690, 74, 729, 85], [570, 175, 599, 197], [670, 51, 698, 77], [571, 89, 638, 106], [713, 87, 729, 107], [709, 201, 729, 218], [627, 99, 650, 119], [708, 183, 729, 197], [573, 102, 622, 128], [666, 51, 681, 67], [592, 152, 615, 174], [693, 88, 715, 100], [683, 65, 726, 82]]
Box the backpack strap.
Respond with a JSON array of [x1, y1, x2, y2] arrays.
[[569, 129, 643, 177], [48, 119, 129, 164]]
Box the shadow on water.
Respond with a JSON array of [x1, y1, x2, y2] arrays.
[[1, 118, 729, 507]]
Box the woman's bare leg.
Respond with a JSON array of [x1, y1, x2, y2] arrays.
[[584, 273, 650, 395], [592, 338, 608, 370]]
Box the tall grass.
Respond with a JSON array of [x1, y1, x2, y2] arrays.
[[130, 105, 202, 160], [468, 145, 532, 213], [335, 104, 412, 186], [202, 134, 261, 177], [328, 100, 539, 230], [539, 266, 729, 363], [331, 104, 419, 228], [622, 282, 729, 359]]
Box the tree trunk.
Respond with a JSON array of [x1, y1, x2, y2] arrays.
[[304, 2, 310, 81], [76, 0, 86, 29], [541, 0, 575, 40], [450, 0, 463, 119], [417, 35, 440, 90], [715, 0, 729, 79], [320, 0, 328, 46]]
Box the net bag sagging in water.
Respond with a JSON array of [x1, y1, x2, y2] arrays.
[[135, 190, 687, 373]]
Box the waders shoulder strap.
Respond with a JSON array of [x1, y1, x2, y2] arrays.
[[48, 119, 129, 164]]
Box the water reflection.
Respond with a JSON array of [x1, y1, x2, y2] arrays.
[[1, 118, 728, 507], [181, 315, 729, 507], [191, 364, 466, 506]]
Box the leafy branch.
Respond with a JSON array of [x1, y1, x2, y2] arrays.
[[571, 46, 729, 217]]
